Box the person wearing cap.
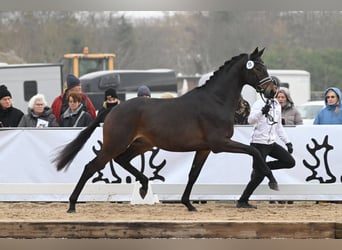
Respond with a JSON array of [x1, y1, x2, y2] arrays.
[[97, 88, 121, 122], [236, 75, 295, 209], [0, 85, 24, 127], [51, 74, 96, 123], [137, 85, 151, 98]]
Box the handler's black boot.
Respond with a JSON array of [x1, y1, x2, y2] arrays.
[[236, 200, 257, 209]]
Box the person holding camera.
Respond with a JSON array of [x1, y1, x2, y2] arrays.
[[236, 76, 296, 209]]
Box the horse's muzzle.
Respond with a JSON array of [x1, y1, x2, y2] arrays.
[[263, 87, 276, 99]]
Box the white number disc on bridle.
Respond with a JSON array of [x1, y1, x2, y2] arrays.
[[246, 60, 254, 69]]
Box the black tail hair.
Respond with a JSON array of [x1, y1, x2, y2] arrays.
[[52, 108, 112, 171]]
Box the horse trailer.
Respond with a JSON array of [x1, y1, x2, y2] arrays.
[[0, 63, 63, 112]]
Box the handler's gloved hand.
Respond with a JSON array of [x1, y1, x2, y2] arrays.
[[261, 104, 271, 115], [286, 143, 293, 154]]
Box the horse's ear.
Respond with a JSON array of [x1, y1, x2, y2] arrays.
[[250, 47, 265, 60], [258, 47, 265, 57], [251, 47, 259, 57]]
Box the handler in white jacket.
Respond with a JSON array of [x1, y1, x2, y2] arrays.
[[236, 76, 296, 209]]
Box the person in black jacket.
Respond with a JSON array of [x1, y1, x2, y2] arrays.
[[59, 92, 93, 127], [97, 88, 121, 123], [0, 85, 24, 127], [18, 93, 59, 127]]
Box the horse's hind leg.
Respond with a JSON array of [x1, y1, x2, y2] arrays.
[[115, 156, 149, 199], [68, 154, 109, 213], [114, 139, 152, 199], [181, 150, 210, 212]]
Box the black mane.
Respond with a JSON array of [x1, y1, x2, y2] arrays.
[[204, 53, 247, 86]]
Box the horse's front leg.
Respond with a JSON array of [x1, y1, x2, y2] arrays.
[[181, 150, 211, 212]]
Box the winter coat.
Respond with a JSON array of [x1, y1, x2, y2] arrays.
[[97, 100, 120, 123], [277, 88, 303, 125], [281, 104, 303, 125], [234, 97, 250, 125], [0, 106, 24, 127], [59, 103, 93, 127], [18, 107, 59, 127], [314, 87, 342, 124], [51, 91, 96, 123], [248, 99, 290, 145]]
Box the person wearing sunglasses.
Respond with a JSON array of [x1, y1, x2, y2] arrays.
[[314, 87, 342, 124]]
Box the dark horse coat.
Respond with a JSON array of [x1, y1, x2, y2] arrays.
[[53, 48, 278, 213]]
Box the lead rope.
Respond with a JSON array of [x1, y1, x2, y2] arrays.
[[264, 98, 277, 125]]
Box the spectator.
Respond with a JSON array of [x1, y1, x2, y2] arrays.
[[18, 93, 59, 127], [97, 88, 121, 122], [137, 85, 151, 98], [234, 95, 250, 125], [276, 87, 303, 125], [51, 74, 96, 123], [59, 92, 93, 127], [0, 85, 24, 127], [236, 76, 296, 209], [314, 87, 342, 124]]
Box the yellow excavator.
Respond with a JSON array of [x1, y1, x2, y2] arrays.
[[63, 46, 116, 77]]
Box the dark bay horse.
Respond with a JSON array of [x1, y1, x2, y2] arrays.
[[53, 47, 278, 213]]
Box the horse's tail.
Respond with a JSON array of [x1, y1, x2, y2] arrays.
[[53, 108, 112, 171]]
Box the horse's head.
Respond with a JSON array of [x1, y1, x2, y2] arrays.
[[243, 47, 277, 99]]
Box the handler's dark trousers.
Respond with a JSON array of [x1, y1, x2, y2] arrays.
[[238, 142, 296, 203]]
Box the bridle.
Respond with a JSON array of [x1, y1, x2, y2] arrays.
[[245, 58, 273, 94], [245, 57, 277, 125], [255, 76, 273, 94]]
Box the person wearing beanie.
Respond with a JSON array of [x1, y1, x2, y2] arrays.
[[0, 85, 24, 127], [51, 74, 96, 123], [97, 88, 121, 123], [66, 74, 81, 90], [137, 85, 151, 98]]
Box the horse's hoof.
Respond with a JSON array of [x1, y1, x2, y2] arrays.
[[183, 202, 197, 212], [268, 181, 279, 191], [67, 203, 76, 213], [236, 201, 257, 209], [139, 187, 147, 199], [187, 206, 198, 212]]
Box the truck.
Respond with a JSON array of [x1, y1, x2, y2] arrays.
[[63, 47, 116, 77], [0, 63, 63, 112], [198, 69, 311, 106]]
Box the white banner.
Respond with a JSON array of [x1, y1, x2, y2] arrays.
[[0, 126, 341, 201]]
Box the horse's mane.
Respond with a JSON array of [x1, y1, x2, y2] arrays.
[[201, 53, 247, 88]]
